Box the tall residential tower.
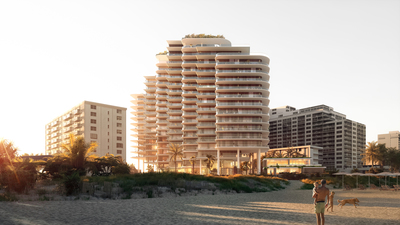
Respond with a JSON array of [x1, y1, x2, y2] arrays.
[[131, 36, 270, 175]]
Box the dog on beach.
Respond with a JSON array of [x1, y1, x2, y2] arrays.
[[325, 191, 335, 212], [337, 198, 359, 208]]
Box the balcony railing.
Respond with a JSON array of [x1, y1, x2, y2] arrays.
[[216, 102, 266, 106], [216, 86, 268, 90], [216, 94, 264, 98], [217, 110, 263, 115], [216, 126, 263, 131]]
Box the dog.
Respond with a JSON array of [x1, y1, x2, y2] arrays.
[[337, 198, 359, 208], [326, 191, 335, 212]]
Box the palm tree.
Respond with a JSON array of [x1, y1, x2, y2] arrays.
[[376, 144, 388, 169], [241, 161, 250, 175], [361, 141, 379, 167], [189, 156, 196, 174], [147, 164, 154, 172], [168, 143, 183, 173], [61, 133, 98, 172], [0, 138, 18, 172], [204, 154, 216, 174]]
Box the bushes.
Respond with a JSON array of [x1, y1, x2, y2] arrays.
[[63, 171, 81, 196]]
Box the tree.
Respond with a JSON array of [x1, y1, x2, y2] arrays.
[[386, 147, 400, 172], [61, 133, 97, 173], [241, 161, 250, 175], [0, 139, 18, 172], [147, 164, 154, 173], [189, 156, 196, 174], [168, 143, 183, 173], [376, 144, 388, 168], [361, 141, 379, 167], [204, 154, 216, 174]]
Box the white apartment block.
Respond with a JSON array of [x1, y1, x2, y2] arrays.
[[378, 131, 400, 150], [131, 36, 270, 175], [45, 101, 127, 161], [269, 105, 366, 171]]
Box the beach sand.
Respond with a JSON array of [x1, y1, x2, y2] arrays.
[[0, 180, 399, 225]]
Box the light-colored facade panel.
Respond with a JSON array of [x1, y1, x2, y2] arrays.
[[378, 131, 400, 150]]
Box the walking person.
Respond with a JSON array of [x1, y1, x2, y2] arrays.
[[313, 179, 330, 225]]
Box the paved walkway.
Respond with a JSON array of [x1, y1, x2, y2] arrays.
[[0, 181, 399, 225]]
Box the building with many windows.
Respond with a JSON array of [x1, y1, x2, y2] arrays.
[[131, 36, 270, 175], [378, 131, 400, 150], [269, 105, 366, 171], [45, 101, 127, 161]]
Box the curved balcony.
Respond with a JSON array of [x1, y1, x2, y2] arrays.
[[166, 75, 183, 82], [182, 112, 198, 118], [156, 101, 167, 107], [196, 92, 216, 98], [197, 107, 216, 113], [168, 123, 183, 128], [183, 125, 198, 131], [197, 115, 216, 121], [144, 93, 156, 99], [196, 85, 216, 91], [182, 68, 197, 76], [216, 102, 268, 109], [156, 94, 168, 100], [216, 109, 267, 116], [216, 61, 269, 66], [197, 100, 216, 106], [197, 122, 216, 129], [196, 69, 215, 76], [216, 134, 267, 141], [182, 119, 197, 125], [156, 113, 168, 118], [181, 76, 197, 83], [156, 107, 168, 112], [196, 77, 216, 84], [216, 93, 266, 101], [216, 117, 266, 124], [215, 78, 269, 86], [167, 89, 183, 96], [167, 83, 183, 89], [182, 90, 198, 97], [166, 61, 182, 66], [183, 140, 198, 146], [197, 137, 216, 143], [166, 68, 182, 75], [166, 110, 182, 115], [167, 103, 183, 109], [216, 125, 268, 132], [182, 97, 197, 104], [182, 104, 197, 111], [167, 116, 183, 122]]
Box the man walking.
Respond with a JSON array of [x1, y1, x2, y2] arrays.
[[313, 179, 330, 225]]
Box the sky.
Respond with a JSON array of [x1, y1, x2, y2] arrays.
[[0, 0, 399, 164]]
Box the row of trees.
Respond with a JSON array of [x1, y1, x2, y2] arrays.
[[0, 135, 131, 194], [362, 141, 400, 172]]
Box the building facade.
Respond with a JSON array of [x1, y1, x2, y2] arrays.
[[269, 105, 366, 171], [131, 36, 270, 175], [45, 101, 127, 161], [263, 145, 324, 175], [378, 131, 400, 150]]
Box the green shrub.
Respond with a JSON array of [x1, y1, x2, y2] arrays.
[[300, 183, 314, 189], [113, 163, 131, 175], [0, 192, 18, 201], [63, 171, 81, 196]]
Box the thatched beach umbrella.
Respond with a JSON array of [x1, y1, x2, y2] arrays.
[[349, 172, 364, 187], [376, 172, 393, 186], [393, 173, 400, 185], [333, 172, 350, 188]]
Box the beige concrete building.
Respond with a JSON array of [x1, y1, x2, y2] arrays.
[[131, 36, 270, 175], [378, 131, 400, 149], [45, 101, 127, 161]]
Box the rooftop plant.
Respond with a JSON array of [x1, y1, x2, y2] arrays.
[[183, 34, 225, 39]]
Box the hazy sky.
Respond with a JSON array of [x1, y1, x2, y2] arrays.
[[1, 0, 399, 164]]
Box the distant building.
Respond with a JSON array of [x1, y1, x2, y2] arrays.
[[378, 131, 400, 150], [269, 105, 366, 171], [45, 101, 127, 161], [263, 145, 325, 175]]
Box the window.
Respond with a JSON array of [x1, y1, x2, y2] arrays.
[[108, 139, 109, 143], [117, 143, 123, 148], [117, 109, 122, 114], [108, 118, 109, 122], [117, 136, 122, 141], [117, 116, 122, 120], [90, 126, 96, 131], [108, 132, 109, 135], [90, 133, 98, 139], [117, 130, 122, 134], [117, 123, 122, 127], [108, 111, 109, 115], [91, 105, 96, 109], [108, 146, 109, 149], [91, 112, 96, 116], [108, 125, 109, 128], [117, 150, 122, 154], [91, 119, 96, 124]]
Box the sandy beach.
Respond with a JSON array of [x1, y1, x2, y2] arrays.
[[0, 181, 399, 225]]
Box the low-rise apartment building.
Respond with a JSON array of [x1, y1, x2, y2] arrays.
[[45, 101, 127, 161]]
